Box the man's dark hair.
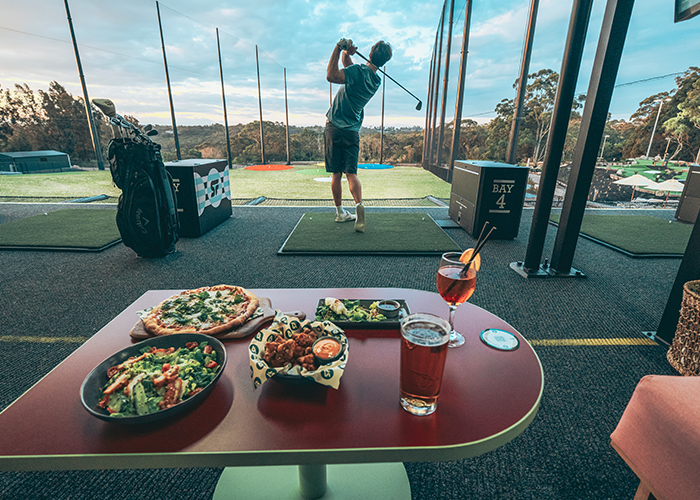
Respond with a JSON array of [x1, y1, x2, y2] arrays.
[[369, 41, 392, 68]]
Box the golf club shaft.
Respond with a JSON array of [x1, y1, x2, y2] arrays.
[[354, 50, 422, 105]]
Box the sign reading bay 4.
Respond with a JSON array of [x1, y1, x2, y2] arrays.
[[448, 161, 529, 240], [165, 159, 232, 238]]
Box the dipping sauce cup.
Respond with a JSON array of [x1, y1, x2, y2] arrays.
[[312, 336, 343, 364], [399, 313, 450, 416]]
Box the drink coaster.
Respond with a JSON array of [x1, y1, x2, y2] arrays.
[[480, 329, 520, 351]]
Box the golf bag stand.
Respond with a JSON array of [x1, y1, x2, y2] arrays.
[[94, 99, 179, 257]]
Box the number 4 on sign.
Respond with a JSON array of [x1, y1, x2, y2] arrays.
[[496, 194, 506, 209]]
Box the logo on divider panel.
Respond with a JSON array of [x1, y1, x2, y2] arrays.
[[194, 166, 231, 216]]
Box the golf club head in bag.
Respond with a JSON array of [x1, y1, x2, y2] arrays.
[[92, 98, 116, 118], [92, 98, 158, 143]]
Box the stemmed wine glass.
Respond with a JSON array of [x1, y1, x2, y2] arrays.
[[436, 251, 477, 348]]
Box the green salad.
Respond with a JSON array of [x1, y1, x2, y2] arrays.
[[315, 298, 387, 322], [96, 341, 220, 418]]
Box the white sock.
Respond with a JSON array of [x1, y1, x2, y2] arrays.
[[336, 205, 345, 215], [356, 202, 363, 207]]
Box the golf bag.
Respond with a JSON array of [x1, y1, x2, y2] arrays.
[[107, 138, 179, 257]]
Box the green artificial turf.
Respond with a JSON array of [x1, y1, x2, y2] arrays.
[[0, 166, 452, 201], [550, 213, 692, 256], [0, 208, 121, 250], [294, 168, 328, 175], [279, 212, 461, 255]]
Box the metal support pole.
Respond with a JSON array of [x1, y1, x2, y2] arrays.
[[298, 464, 327, 499], [430, 2, 447, 166], [216, 28, 232, 169], [63, 0, 105, 170], [449, 0, 474, 172], [156, 1, 181, 160], [423, 26, 440, 167], [436, 0, 455, 167], [284, 68, 291, 165], [505, 0, 540, 165], [549, 0, 635, 276], [655, 208, 700, 343], [255, 45, 266, 164], [512, 0, 594, 278]]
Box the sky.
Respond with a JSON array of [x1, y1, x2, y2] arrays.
[[0, 0, 698, 129]]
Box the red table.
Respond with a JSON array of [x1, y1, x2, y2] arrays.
[[0, 288, 543, 499]]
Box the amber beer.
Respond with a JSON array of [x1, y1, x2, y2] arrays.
[[400, 313, 451, 416]]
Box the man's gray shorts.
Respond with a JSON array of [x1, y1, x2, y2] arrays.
[[324, 121, 360, 174]]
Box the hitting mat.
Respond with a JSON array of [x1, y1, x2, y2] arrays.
[[549, 213, 692, 257], [278, 212, 461, 255], [0, 208, 121, 251]]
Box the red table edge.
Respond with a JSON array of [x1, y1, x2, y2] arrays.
[[0, 287, 544, 471], [1, 392, 541, 472]]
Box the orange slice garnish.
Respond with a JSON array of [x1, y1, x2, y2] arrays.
[[459, 248, 481, 271]]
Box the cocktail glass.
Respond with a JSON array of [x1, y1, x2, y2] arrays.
[[436, 251, 477, 348]]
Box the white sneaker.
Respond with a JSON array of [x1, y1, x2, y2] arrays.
[[335, 211, 356, 222], [354, 203, 365, 232]]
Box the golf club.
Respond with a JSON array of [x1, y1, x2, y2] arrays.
[[354, 50, 423, 111], [92, 98, 158, 143]]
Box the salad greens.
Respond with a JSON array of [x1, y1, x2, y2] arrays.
[[315, 299, 387, 322], [96, 341, 220, 418]]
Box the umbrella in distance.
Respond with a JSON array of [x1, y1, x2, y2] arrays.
[[614, 173, 659, 202], [653, 179, 685, 207]]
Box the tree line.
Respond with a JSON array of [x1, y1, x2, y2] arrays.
[[1, 66, 698, 167]]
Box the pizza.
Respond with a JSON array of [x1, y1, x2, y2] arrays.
[[143, 285, 259, 336]]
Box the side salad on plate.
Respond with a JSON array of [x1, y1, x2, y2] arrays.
[[315, 297, 387, 322]]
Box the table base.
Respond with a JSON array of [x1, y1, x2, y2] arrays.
[[213, 462, 411, 499]]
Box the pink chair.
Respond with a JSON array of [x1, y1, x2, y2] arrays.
[[610, 375, 700, 500]]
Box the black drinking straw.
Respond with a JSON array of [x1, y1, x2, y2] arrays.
[[459, 222, 496, 277]]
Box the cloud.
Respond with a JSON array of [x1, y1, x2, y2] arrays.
[[0, 0, 698, 128]]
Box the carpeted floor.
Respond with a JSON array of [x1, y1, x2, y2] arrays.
[[0, 203, 683, 499]]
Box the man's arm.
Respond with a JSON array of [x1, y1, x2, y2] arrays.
[[342, 50, 354, 68], [327, 39, 357, 84], [326, 45, 345, 84]]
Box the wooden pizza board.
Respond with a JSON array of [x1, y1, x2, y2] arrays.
[[129, 297, 306, 341]]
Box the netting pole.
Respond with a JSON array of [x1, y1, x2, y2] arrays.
[[255, 45, 266, 164], [216, 28, 232, 169], [506, 0, 540, 165], [63, 0, 105, 170], [284, 68, 291, 165], [156, 1, 181, 160], [448, 0, 474, 172], [423, 18, 441, 168], [380, 70, 385, 164]]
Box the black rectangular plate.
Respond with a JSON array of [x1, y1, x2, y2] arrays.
[[314, 299, 410, 329]]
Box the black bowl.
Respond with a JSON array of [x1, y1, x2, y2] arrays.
[[80, 334, 227, 424]]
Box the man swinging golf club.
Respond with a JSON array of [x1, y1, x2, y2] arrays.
[[325, 38, 392, 232]]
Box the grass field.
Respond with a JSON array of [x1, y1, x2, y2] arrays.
[[618, 161, 688, 181], [0, 165, 452, 202]]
